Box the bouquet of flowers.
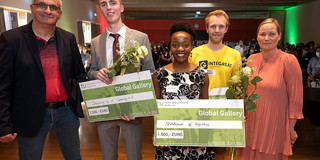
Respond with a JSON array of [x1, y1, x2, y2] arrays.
[[226, 60, 262, 159], [107, 39, 148, 78], [225, 61, 262, 112]]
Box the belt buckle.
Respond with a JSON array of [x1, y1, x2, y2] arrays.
[[46, 100, 69, 109], [48, 103, 55, 109], [46, 102, 58, 109]]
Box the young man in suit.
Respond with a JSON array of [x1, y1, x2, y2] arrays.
[[0, 0, 87, 159], [88, 0, 155, 159]]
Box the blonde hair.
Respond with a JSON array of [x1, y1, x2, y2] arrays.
[[257, 18, 281, 35], [205, 10, 230, 27]]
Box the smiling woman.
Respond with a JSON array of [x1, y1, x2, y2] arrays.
[[240, 18, 303, 160], [152, 21, 210, 159], [257, 18, 281, 54]]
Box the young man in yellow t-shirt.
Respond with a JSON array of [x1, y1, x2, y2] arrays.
[[188, 10, 242, 160], [189, 10, 241, 96]]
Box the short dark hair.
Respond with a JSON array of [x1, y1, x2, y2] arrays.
[[170, 21, 194, 41]]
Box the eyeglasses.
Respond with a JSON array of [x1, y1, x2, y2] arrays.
[[32, 2, 61, 12]]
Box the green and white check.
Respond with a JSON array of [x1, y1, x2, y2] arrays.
[[79, 71, 158, 122], [154, 99, 245, 147]]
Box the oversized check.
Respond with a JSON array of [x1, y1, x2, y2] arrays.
[[209, 87, 228, 99], [154, 99, 245, 147], [79, 71, 158, 122]]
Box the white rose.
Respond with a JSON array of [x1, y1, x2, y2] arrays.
[[231, 75, 241, 83], [242, 67, 252, 77], [137, 46, 148, 58]]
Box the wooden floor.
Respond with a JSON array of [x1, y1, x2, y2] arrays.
[[1, 108, 320, 160]]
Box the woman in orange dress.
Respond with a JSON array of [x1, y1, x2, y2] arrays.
[[241, 18, 303, 160]]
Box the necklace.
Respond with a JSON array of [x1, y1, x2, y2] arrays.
[[258, 59, 265, 74], [258, 50, 280, 73]]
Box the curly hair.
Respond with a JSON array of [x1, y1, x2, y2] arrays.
[[170, 21, 195, 41]]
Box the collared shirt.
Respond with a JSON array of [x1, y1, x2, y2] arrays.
[[234, 45, 244, 57], [307, 57, 320, 78], [106, 25, 126, 67], [36, 35, 70, 103]]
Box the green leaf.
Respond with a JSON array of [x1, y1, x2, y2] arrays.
[[248, 94, 260, 102], [120, 67, 126, 75], [246, 101, 256, 112], [128, 63, 135, 72], [251, 76, 263, 85], [226, 89, 237, 99], [107, 68, 116, 78], [126, 48, 136, 53], [114, 65, 121, 72], [241, 76, 249, 88]]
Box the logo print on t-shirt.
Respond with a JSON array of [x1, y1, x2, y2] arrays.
[[199, 61, 208, 69]]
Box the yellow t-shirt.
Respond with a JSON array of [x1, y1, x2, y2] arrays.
[[189, 45, 242, 89]]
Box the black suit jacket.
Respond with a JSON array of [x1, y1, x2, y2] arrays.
[[0, 21, 87, 137]]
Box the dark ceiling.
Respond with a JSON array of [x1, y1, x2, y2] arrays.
[[121, 0, 315, 19]]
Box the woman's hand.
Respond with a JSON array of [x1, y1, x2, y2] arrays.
[[290, 130, 298, 145]]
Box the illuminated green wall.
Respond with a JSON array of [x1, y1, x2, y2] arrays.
[[284, 0, 320, 46], [285, 6, 299, 46]]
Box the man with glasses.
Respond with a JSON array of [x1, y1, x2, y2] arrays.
[[0, 0, 86, 159], [189, 10, 242, 160], [87, 0, 154, 159]]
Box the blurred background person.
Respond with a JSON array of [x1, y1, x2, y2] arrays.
[[307, 46, 320, 87], [81, 45, 91, 72], [159, 47, 172, 67], [235, 40, 246, 57], [152, 46, 161, 69]]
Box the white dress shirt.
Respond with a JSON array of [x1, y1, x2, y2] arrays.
[[106, 25, 126, 67]]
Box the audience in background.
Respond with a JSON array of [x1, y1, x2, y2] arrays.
[[152, 46, 161, 69], [307, 46, 320, 87], [81, 45, 91, 72], [234, 40, 246, 57], [308, 41, 316, 53], [159, 47, 172, 67], [151, 36, 318, 89]]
